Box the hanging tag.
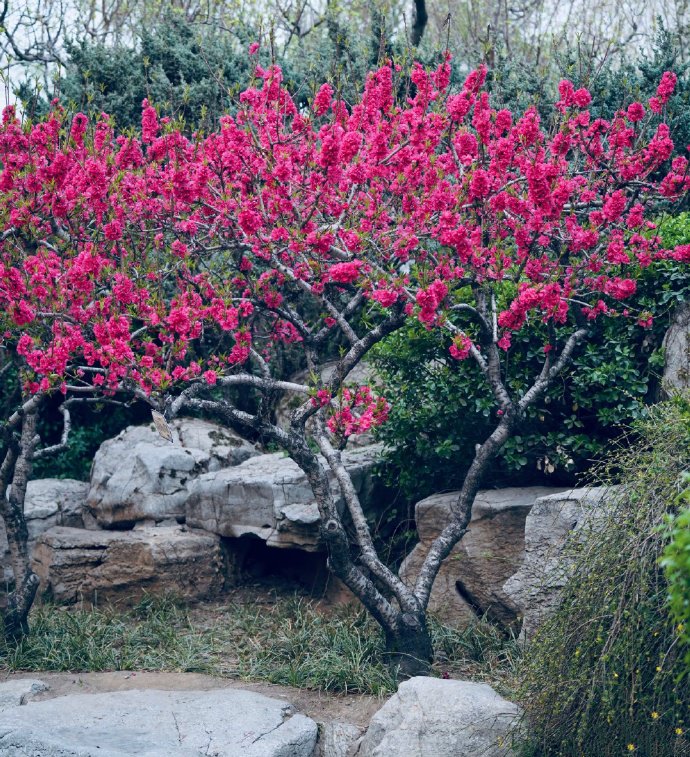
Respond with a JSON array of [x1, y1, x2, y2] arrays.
[[151, 410, 174, 443]]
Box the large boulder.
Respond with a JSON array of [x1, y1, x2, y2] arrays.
[[399, 487, 565, 629], [316, 721, 363, 757], [503, 486, 615, 639], [187, 445, 382, 551], [662, 302, 690, 396], [87, 418, 259, 528], [32, 525, 225, 606], [354, 677, 519, 756], [0, 688, 318, 756]]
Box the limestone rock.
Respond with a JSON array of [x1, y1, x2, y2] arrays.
[[317, 721, 363, 757], [0, 680, 48, 711], [24, 479, 89, 540], [187, 445, 382, 551], [355, 677, 519, 756], [503, 486, 615, 639], [399, 487, 565, 629], [0, 688, 318, 756], [173, 417, 260, 472], [662, 302, 690, 396], [87, 418, 259, 527], [32, 525, 224, 606]]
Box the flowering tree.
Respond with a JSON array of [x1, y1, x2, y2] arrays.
[[0, 104, 139, 639], [1, 57, 688, 669], [0, 334, 124, 640]]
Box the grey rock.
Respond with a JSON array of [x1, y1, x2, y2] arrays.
[[281, 503, 321, 526], [0, 680, 48, 711], [355, 677, 519, 756], [662, 302, 690, 396], [317, 721, 363, 757], [0, 688, 318, 756], [187, 445, 382, 551], [87, 418, 259, 527], [32, 525, 224, 606], [24, 479, 89, 540], [174, 417, 261, 472], [503, 486, 615, 639], [399, 487, 565, 629]]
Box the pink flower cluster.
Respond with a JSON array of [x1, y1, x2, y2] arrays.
[[326, 387, 390, 437]]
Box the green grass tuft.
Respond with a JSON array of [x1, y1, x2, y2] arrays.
[[0, 595, 214, 674], [1, 592, 519, 698]]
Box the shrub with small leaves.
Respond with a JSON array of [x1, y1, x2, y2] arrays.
[[660, 472, 690, 659], [517, 398, 690, 757]]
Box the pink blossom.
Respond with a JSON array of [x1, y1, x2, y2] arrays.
[[328, 261, 362, 284], [604, 277, 637, 300], [141, 100, 159, 143], [449, 334, 472, 360], [313, 83, 334, 116], [657, 71, 677, 103], [626, 102, 645, 122]]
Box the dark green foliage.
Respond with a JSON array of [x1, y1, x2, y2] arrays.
[[0, 352, 151, 481], [20, 8, 402, 130], [517, 399, 690, 757], [32, 396, 152, 481], [49, 15, 254, 131]]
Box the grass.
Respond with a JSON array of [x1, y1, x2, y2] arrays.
[[0, 592, 521, 697], [0, 595, 215, 674]]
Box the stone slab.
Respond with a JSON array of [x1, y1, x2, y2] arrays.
[[32, 525, 224, 606], [0, 687, 318, 756]]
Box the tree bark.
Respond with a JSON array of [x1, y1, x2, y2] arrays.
[[0, 409, 40, 642], [383, 610, 434, 677], [410, 0, 428, 47]]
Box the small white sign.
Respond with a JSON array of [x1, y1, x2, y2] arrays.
[[151, 410, 175, 443]]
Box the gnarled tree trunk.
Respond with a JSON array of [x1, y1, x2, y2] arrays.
[[0, 409, 39, 642]]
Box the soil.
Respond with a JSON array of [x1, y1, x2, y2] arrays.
[[1, 669, 382, 729]]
